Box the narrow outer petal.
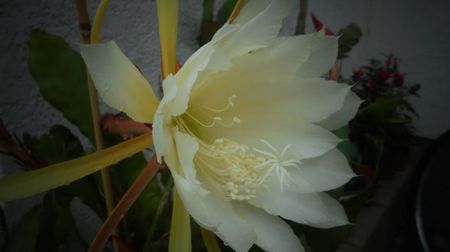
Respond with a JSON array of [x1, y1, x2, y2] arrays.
[[318, 90, 362, 130], [254, 182, 350, 228], [221, 0, 293, 57], [80, 41, 159, 123], [234, 202, 304, 252]]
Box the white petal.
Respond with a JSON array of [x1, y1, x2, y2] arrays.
[[296, 31, 338, 78], [172, 174, 256, 252], [318, 90, 362, 130], [286, 149, 355, 193], [169, 45, 231, 117], [80, 41, 158, 123], [254, 181, 350, 228], [222, 77, 352, 123], [175, 130, 199, 184], [234, 202, 304, 252], [221, 0, 293, 57], [153, 75, 178, 163], [232, 0, 271, 25]]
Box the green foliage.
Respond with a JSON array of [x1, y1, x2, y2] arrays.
[[216, 0, 238, 25], [198, 0, 237, 45], [202, 0, 215, 21], [6, 125, 106, 252], [104, 134, 165, 249], [23, 125, 83, 164], [6, 205, 42, 252], [357, 96, 402, 122], [22, 125, 106, 218], [337, 24, 363, 59], [333, 126, 357, 161], [6, 191, 88, 252], [28, 30, 94, 142]]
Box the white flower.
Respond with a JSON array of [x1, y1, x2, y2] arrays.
[[80, 0, 361, 251]]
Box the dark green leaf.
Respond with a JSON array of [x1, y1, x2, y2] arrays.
[[302, 225, 352, 252], [202, 0, 215, 21], [34, 190, 87, 252], [28, 30, 94, 142], [5, 205, 42, 252], [333, 126, 357, 161], [408, 83, 421, 96], [23, 125, 83, 165], [357, 96, 402, 121], [22, 125, 106, 219], [216, 0, 237, 25], [337, 24, 362, 59]]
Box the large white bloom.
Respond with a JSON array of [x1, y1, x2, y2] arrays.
[[80, 0, 361, 251]]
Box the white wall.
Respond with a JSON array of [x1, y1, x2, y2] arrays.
[[307, 0, 450, 138], [1, 0, 449, 144]]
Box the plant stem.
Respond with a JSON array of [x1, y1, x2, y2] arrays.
[[227, 0, 245, 23], [201, 228, 221, 252], [75, 0, 91, 43], [74, 0, 118, 250], [88, 155, 162, 252], [295, 0, 308, 35]]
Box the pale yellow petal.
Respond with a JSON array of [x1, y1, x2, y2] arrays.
[[220, 0, 293, 57], [172, 173, 256, 252], [296, 31, 338, 78], [285, 149, 355, 193], [318, 90, 362, 130], [80, 41, 159, 123], [234, 202, 304, 252], [253, 181, 349, 228]]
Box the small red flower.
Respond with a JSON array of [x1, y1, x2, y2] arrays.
[[393, 72, 404, 86], [378, 68, 389, 81], [367, 79, 375, 90], [352, 69, 364, 81]]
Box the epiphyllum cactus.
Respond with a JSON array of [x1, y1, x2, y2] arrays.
[[81, 0, 361, 251], [0, 0, 361, 251]]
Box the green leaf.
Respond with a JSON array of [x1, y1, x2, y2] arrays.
[[357, 96, 402, 121], [337, 24, 362, 59], [202, 0, 215, 21], [22, 125, 106, 218], [408, 83, 421, 96], [5, 205, 42, 252], [301, 225, 352, 252], [216, 0, 237, 25], [34, 190, 87, 252], [23, 125, 84, 165], [28, 30, 94, 142], [333, 126, 357, 161]]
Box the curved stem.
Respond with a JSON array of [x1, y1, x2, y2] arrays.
[[227, 0, 245, 23], [0, 133, 153, 202], [201, 228, 221, 252], [88, 155, 162, 252]]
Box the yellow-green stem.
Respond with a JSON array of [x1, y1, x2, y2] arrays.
[[201, 228, 221, 252], [169, 189, 191, 252], [0, 133, 153, 202], [76, 0, 118, 251], [227, 0, 246, 23]]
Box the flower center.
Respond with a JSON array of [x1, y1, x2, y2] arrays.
[[174, 95, 302, 200]]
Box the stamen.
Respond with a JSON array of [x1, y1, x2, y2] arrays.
[[253, 140, 302, 191], [204, 94, 237, 113]]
